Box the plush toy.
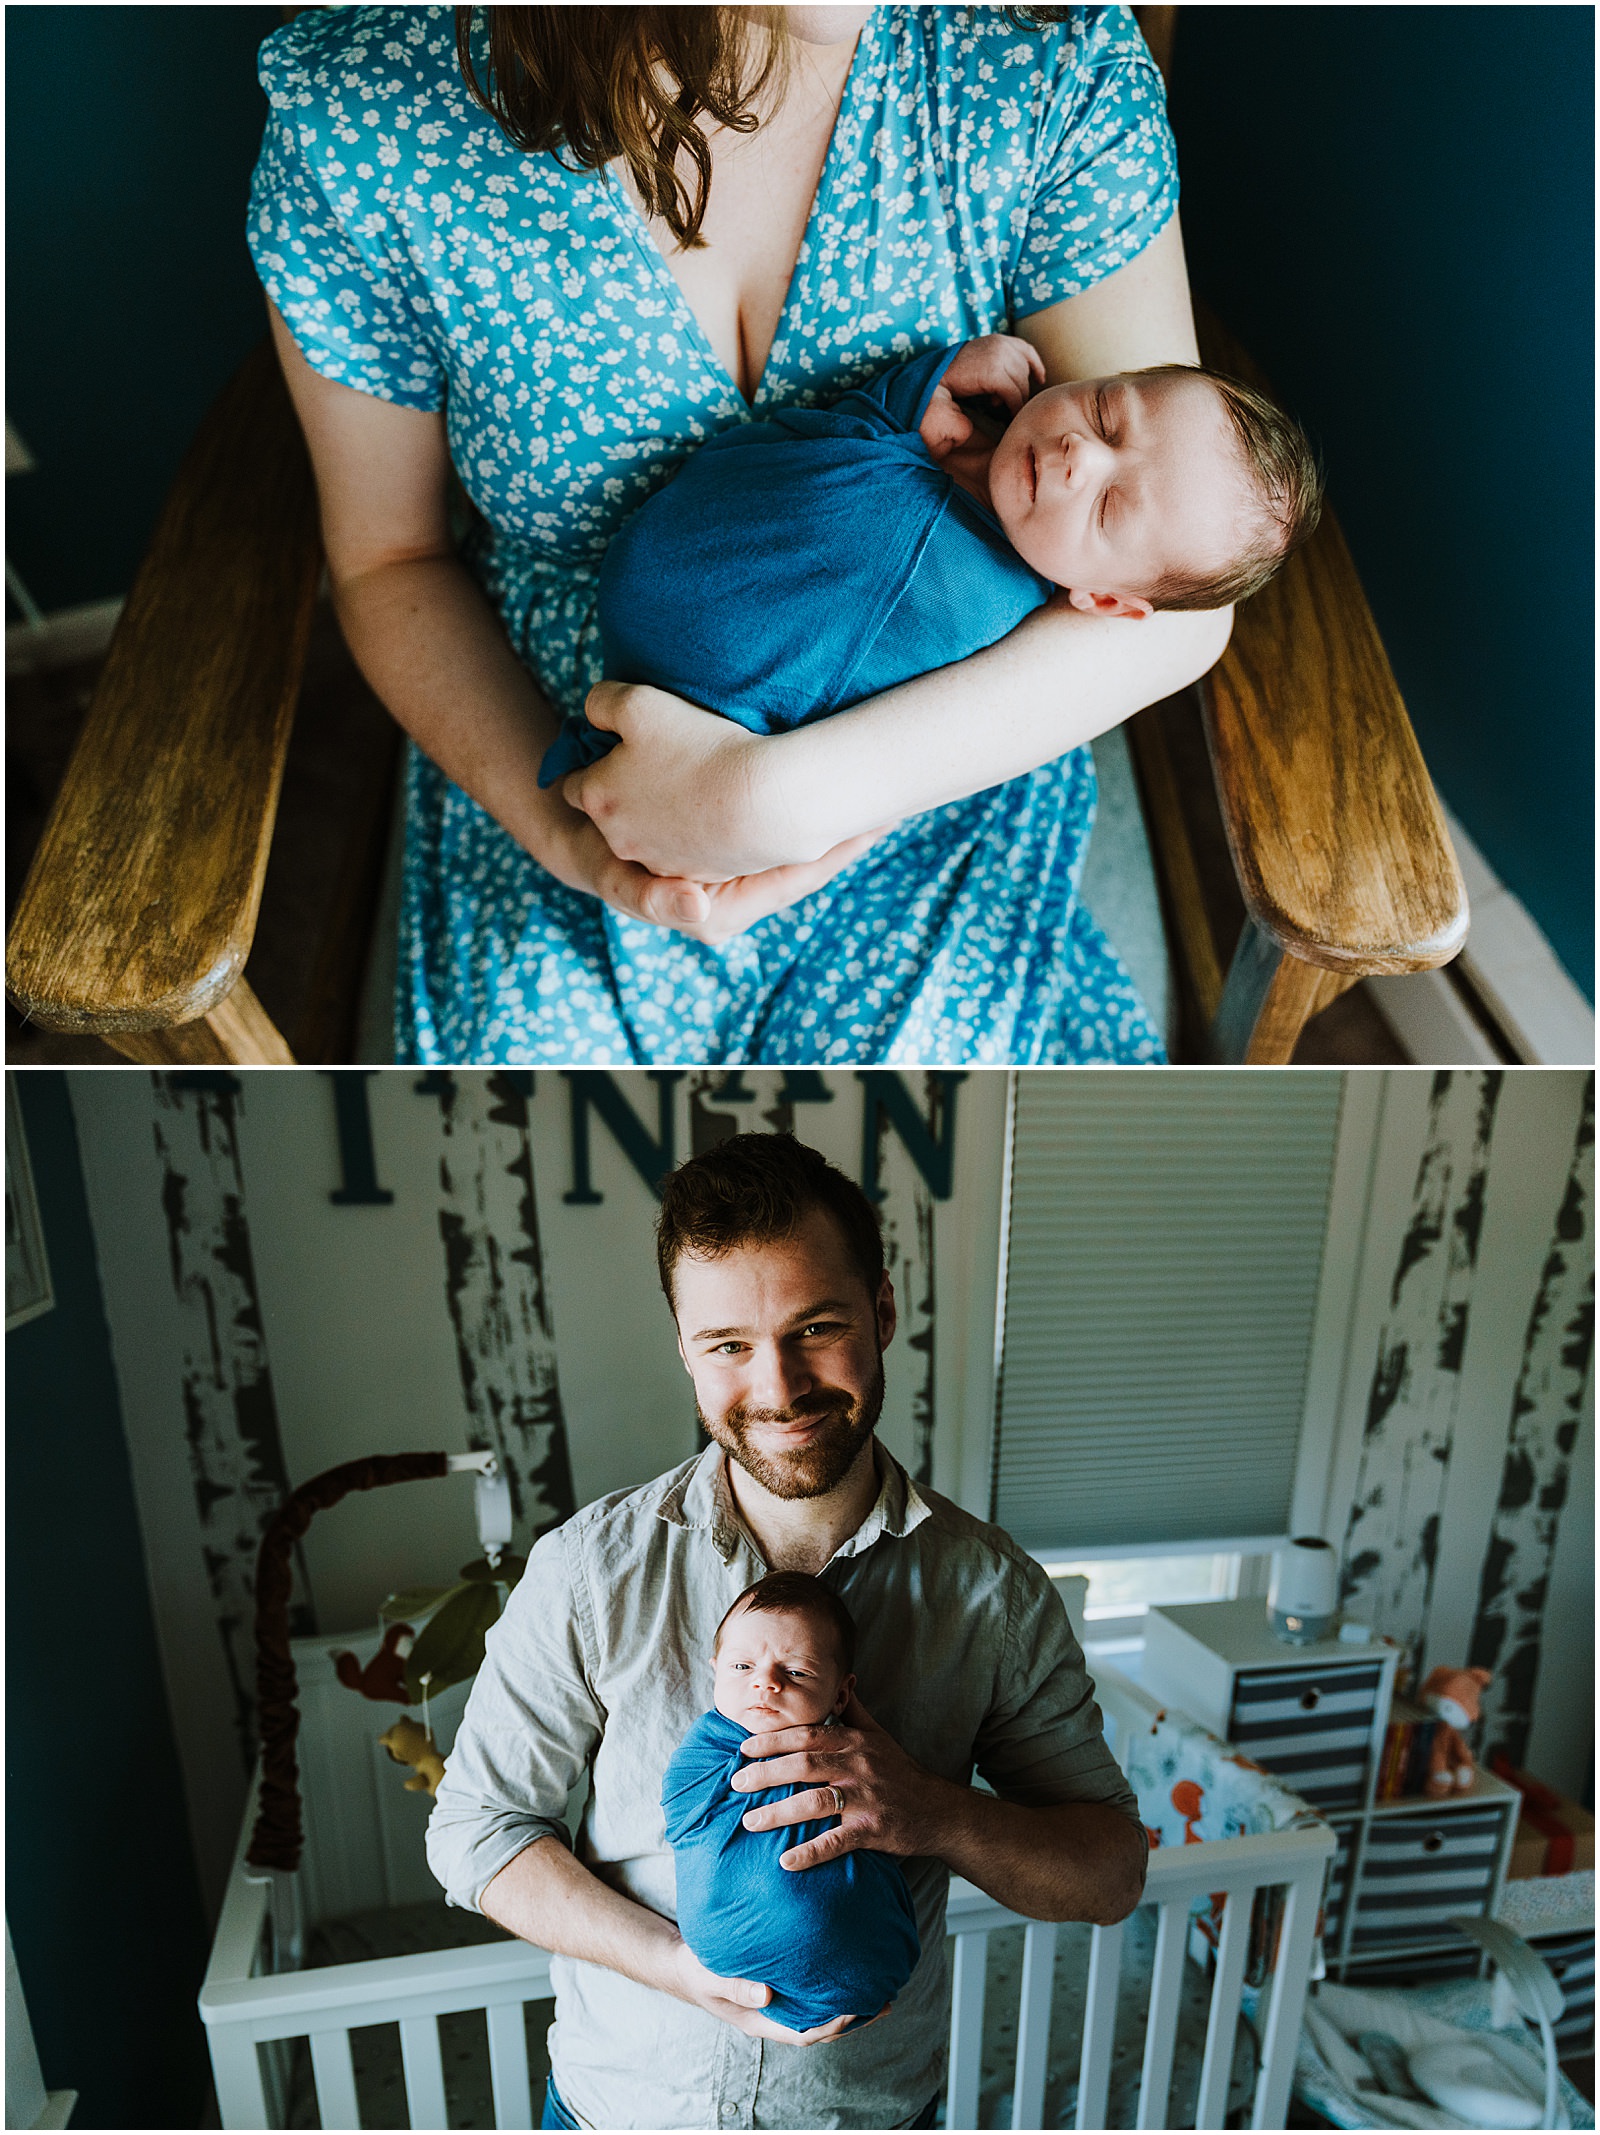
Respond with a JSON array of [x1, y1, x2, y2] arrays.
[[379, 1716, 448, 1797], [1420, 1665, 1492, 1796], [332, 1622, 415, 1703]]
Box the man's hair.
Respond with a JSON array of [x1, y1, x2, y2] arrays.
[[656, 1132, 885, 1304], [714, 1571, 857, 1675], [1128, 363, 1325, 612]]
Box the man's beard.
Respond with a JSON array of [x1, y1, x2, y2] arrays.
[[700, 1359, 885, 1501]]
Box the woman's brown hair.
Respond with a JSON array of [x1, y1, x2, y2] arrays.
[[455, 7, 789, 249], [454, 7, 1082, 251]]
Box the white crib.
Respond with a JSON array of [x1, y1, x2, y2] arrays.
[[200, 1636, 1335, 2130]]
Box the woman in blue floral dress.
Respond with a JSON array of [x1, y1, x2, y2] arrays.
[[249, 5, 1228, 1065]]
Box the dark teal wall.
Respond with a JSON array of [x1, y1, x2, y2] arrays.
[[5, 4, 1591, 991], [1172, 5, 1593, 994], [5, 4, 279, 613], [7, 1074, 213, 2128]]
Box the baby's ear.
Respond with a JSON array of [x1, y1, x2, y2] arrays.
[[833, 1672, 857, 1716], [1065, 586, 1153, 620]]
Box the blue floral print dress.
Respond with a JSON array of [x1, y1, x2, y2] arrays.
[[248, 5, 1177, 1065]]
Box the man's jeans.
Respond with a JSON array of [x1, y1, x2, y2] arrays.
[[541, 2076, 942, 2128]]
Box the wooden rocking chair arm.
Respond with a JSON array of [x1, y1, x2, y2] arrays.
[[1195, 311, 1468, 975], [6, 338, 323, 1034]]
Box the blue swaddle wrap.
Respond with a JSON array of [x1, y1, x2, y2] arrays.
[[660, 1708, 921, 2035], [538, 344, 1053, 784]]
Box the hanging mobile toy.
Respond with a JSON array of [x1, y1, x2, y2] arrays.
[[248, 1452, 524, 1871]]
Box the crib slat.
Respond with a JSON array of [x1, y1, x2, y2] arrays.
[[399, 2014, 450, 2129], [309, 2026, 362, 2130], [1134, 1901, 1188, 2129], [208, 2026, 270, 2130], [1194, 1893, 1250, 2130], [1251, 1871, 1322, 2131], [946, 1933, 988, 2132], [486, 2000, 534, 2130], [1011, 1923, 1057, 2130], [1075, 1921, 1123, 2133]]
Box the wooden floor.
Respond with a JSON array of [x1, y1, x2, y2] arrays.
[[7, 618, 1407, 1069]]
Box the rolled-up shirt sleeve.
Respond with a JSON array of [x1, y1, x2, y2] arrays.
[[427, 1521, 603, 1911], [972, 1551, 1143, 1834]]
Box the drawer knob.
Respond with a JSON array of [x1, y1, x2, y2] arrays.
[[1422, 1831, 1446, 1853], [1300, 1688, 1321, 1711]]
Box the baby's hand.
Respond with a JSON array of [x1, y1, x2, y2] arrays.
[[919, 333, 1044, 459], [940, 333, 1046, 412]]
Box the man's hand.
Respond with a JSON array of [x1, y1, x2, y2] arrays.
[[666, 1941, 860, 2045], [732, 1690, 957, 1871]]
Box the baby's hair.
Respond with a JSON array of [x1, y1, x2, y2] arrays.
[[1123, 363, 1324, 611], [715, 1572, 857, 1676]]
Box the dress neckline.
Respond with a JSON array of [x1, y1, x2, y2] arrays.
[[608, 13, 876, 415]]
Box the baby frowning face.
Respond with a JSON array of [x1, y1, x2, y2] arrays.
[[712, 1603, 855, 1733], [987, 369, 1257, 616]]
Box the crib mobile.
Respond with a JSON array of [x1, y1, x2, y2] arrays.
[[246, 1451, 521, 1876]]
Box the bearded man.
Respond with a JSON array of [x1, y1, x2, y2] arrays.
[[427, 1132, 1146, 2132]]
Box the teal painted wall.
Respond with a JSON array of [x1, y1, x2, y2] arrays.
[[5, 4, 279, 614], [6, 1075, 213, 2128], [5, 4, 1590, 991], [1172, 4, 1593, 994]]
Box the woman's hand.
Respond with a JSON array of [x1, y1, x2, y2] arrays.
[[563, 681, 837, 879], [535, 775, 886, 942], [528, 781, 717, 929]]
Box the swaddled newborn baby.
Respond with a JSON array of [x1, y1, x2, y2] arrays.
[[539, 334, 1322, 782], [660, 1572, 920, 2038]]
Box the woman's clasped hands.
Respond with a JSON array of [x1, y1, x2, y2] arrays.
[[555, 679, 892, 943]]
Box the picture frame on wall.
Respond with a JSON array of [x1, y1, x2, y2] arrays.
[[6, 1080, 54, 1331]]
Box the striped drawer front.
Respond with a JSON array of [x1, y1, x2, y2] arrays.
[[1530, 1929, 1596, 2051], [1321, 1822, 1358, 1947], [1343, 1944, 1483, 1988], [1227, 1664, 1382, 1810], [1348, 1806, 1509, 1951]]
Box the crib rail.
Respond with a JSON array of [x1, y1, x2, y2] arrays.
[[203, 1651, 1334, 2130], [203, 1785, 1331, 2130], [944, 1823, 1332, 2133]]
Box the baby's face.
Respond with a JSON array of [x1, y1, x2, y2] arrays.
[[987, 371, 1251, 613], [712, 1605, 851, 1733]]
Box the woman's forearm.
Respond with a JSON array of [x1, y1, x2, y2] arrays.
[[764, 598, 1232, 854], [330, 550, 562, 857]]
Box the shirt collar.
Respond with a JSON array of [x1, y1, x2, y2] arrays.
[[657, 1437, 932, 1566]]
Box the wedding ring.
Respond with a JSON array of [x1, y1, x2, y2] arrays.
[[827, 1785, 845, 1817]]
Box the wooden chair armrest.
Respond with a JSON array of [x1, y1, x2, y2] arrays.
[[1196, 308, 1469, 977], [7, 339, 322, 1035]]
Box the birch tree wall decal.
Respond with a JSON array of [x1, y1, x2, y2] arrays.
[[1468, 1081, 1595, 1767], [153, 1074, 303, 1772], [425, 1072, 578, 1544], [1338, 1071, 1503, 1682]]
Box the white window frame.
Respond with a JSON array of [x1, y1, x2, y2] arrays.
[[943, 1070, 1390, 1583]]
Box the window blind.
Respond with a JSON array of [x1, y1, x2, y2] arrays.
[[993, 1071, 1344, 1552]]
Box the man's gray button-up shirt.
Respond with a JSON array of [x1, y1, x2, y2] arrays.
[[427, 1441, 1141, 2131]]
